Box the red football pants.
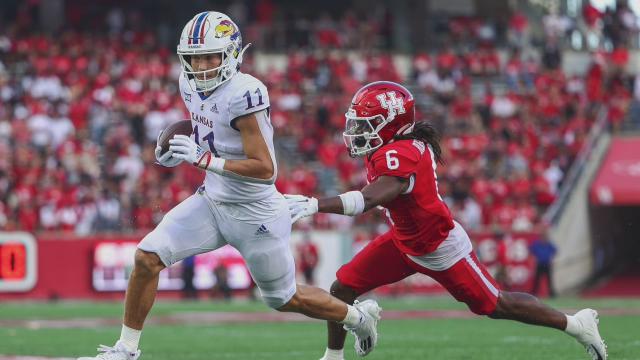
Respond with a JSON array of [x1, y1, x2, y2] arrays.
[[337, 231, 500, 315]]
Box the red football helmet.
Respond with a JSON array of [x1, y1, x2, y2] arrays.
[[343, 81, 415, 157]]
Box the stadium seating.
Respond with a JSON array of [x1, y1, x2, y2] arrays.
[[0, 5, 635, 235]]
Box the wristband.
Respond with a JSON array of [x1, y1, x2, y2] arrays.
[[338, 191, 365, 216], [196, 151, 225, 175]]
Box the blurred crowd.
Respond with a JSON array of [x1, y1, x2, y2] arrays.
[[0, 1, 638, 235]]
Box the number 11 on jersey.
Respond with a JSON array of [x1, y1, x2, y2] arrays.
[[193, 125, 219, 157]]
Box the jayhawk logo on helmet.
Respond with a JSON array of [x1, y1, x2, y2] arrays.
[[214, 19, 237, 38]]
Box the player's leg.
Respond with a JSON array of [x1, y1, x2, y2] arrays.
[[220, 198, 381, 356], [78, 191, 226, 360], [218, 198, 346, 319], [122, 249, 165, 330], [277, 279, 383, 357], [490, 290, 565, 327], [408, 223, 606, 359], [325, 281, 360, 353], [320, 231, 417, 360], [491, 290, 606, 359]]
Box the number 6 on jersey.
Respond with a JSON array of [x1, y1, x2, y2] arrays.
[[386, 150, 399, 170]]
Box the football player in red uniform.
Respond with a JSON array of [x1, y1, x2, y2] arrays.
[[286, 81, 607, 360]]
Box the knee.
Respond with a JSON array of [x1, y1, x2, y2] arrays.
[[267, 293, 293, 310], [134, 249, 165, 276], [261, 284, 297, 311], [330, 280, 359, 304], [276, 285, 306, 312], [489, 291, 529, 319]]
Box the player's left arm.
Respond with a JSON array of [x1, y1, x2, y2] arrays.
[[168, 109, 275, 184]]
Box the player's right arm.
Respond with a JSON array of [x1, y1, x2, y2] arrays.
[[286, 141, 419, 222], [286, 176, 408, 223], [321, 176, 409, 212]]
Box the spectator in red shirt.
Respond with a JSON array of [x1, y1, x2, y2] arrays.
[[508, 10, 530, 48], [296, 233, 320, 285]]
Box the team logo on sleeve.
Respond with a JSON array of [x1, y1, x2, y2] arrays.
[[376, 91, 405, 120]]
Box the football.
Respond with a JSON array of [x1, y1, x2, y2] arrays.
[[158, 120, 193, 155]]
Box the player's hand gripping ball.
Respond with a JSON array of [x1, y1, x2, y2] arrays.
[[155, 120, 192, 167], [169, 135, 211, 167]]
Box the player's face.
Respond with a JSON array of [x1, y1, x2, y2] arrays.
[[190, 53, 222, 79]]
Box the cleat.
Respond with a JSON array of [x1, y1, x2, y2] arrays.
[[343, 299, 382, 357], [572, 309, 607, 360], [77, 340, 141, 360]]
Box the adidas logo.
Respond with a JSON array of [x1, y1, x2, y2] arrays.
[[255, 224, 269, 235]]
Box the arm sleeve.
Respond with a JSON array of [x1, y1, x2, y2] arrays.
[[370, 142, 421, 179], [229, 78, 270, 129]]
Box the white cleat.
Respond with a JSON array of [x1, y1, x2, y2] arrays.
[[573, 309, 608, 360], [77, 340, 141, 360], [343, 299, 382, 357]]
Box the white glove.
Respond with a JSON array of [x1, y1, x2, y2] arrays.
[[284, 194, 318, 223], [155, 130, 183, 167], [169, 134, 210, 166]]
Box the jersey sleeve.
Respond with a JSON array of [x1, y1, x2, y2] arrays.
[[370, 141, 421, 179], [178, 73, 193, 108], [228, 77, 270, 129]]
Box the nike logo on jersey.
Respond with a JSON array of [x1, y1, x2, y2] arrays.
[[191, 112, 214, 128]]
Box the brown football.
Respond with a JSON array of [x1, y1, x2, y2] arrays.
[[158, 120, 193, 155]]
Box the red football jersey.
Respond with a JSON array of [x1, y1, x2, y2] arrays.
[[365, 139, 454, 256]]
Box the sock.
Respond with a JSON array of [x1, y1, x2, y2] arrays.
[[321, 348, 344, 360], [564, 314, 582, 337], [119, 324, 142, 352], [340, 305, 362, 327]]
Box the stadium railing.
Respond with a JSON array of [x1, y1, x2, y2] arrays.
[[542, 106, 609, 225]]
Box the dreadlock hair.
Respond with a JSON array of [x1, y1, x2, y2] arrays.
[[393, 121, 444, 165]]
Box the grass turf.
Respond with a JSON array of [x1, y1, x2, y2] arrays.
[[1, 297, 639, 359]]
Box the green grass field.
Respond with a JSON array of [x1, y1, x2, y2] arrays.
[[1, 297, 639, 359]]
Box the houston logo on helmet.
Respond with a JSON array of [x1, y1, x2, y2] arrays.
[[376, 92, 405, 120]]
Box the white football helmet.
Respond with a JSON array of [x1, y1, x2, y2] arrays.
[[177, 11, 249, 93]]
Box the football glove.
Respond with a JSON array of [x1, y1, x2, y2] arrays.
[[155, 130, 183, 167], [169, 134, 214, 169], [284, 194, 318, 223]]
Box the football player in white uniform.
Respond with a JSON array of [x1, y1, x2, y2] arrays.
[[78, 11, 381, 360]]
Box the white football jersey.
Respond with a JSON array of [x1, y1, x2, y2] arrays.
[[179, 71, 277, 203]]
